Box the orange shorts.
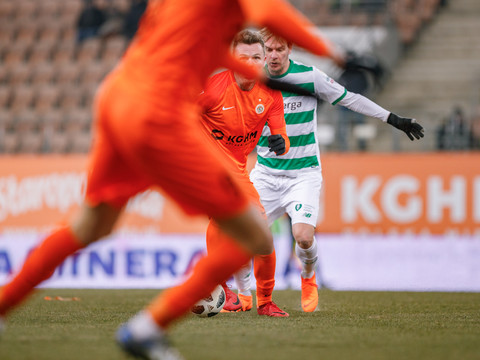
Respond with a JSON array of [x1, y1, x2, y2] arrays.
[[85, 72, 249, 219]]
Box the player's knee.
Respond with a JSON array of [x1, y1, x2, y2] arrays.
[[296, 239, 313, 249], [254, 229, 274, 255], [292, 227, 315, 249]]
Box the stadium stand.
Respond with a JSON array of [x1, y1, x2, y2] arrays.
[[0, 0, 457, 154]]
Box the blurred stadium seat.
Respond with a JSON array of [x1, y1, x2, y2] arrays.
[[37, 22, 63, 48], [2, 132, 21, 154], [15, 109, 39, 133], [60, 0, 83, 23], [37, 0, 61, 18], [0, 1, 15, 18], [65, 109, 92, 133], [76, 38, 102, 64], [40, 109, 65, 133], [19, 129, 45, 153], [48, 129, 70, 153], [14, 21, 38, 47], [70, 131, 92, 153], [14, 0, 38, 21], [58, 86, 85, 112], [101, 36, 127, 63], [53, 42, 76, 65], [0, 109, 15, 133], [30, 63, 56, 86], [34, 84, 62, 114], [55, 62, 81, 86], [0, 86, 10, 108], [81, 61, 108, 87], [8, 63, 31, 86], [3, 43, 29, 68], [0, 22, 13, 49], [10, 85, 35, 114], [28, 42, 54, 65]]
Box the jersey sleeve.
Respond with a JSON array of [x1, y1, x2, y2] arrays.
[[267, 90, 290, 155], [312, 67, 389, 121], [313, 68, 347, 105], [338, 92, 390, 121], [266, 90, 286, 131]]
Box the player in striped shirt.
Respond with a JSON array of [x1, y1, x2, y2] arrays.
[[233, 28, 423, 313]]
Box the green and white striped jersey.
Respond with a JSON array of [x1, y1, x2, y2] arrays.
[[256, 59, 346, 176]]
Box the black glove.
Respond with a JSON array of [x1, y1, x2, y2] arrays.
[[387, 113, 425, 141], [268, 134, 286, 155]]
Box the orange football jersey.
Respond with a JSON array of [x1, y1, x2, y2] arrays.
[[199, 70, 286, 174]]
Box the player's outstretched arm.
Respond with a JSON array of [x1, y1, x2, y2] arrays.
[[239, 0, 342, 61], [265, 79, 314, 97], [387, 113, 425, 141]]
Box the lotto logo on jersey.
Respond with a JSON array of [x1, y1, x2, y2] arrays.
[[210, 129, 258, 145], [211, 129, 224, 140]]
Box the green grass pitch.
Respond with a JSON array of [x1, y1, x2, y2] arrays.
[[0, 289, 479, 360]]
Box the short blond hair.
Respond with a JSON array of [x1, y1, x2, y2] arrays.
[[259, 28, 292, 47]]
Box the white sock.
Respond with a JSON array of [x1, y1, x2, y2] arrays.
[[128, 311, 164, 340], [295, 238, 318, 279], [234, 261, 252, 296]]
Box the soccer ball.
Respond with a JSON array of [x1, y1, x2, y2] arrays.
[[191, 284, 226, 317]]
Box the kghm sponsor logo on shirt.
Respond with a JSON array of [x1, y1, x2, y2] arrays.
[[210, 129, 258, 146]]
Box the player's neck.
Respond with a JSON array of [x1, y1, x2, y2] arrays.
[[234, 73, 255, 91], [239, 81, 255, 91]]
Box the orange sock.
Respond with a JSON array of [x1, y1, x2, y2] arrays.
[[148, 223, 251, 328], [0, 227, 84, 316], [254, 250, 276, 307]]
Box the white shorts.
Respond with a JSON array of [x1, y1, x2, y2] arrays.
[[250, 166, 322, 227]]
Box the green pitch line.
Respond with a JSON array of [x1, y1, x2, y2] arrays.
[[0, 289, 479, 360]]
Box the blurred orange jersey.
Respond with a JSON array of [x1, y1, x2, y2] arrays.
[[114, 0, 334, 100], [199, 70, 287, 175], [87, 0, 335, 218]]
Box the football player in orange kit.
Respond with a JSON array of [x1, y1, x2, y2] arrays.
[[199, 29, 289, 316], [0, 0, 342, 358]]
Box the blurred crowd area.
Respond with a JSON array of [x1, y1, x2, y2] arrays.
[[0, 0, 478, 154]]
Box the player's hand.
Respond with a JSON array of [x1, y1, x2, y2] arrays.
[[268, 134, 286, 155], [387, 113, 425, 141]]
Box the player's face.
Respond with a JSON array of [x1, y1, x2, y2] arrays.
[[233, 42, 266, 76], [264, 38, 292, 76]]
